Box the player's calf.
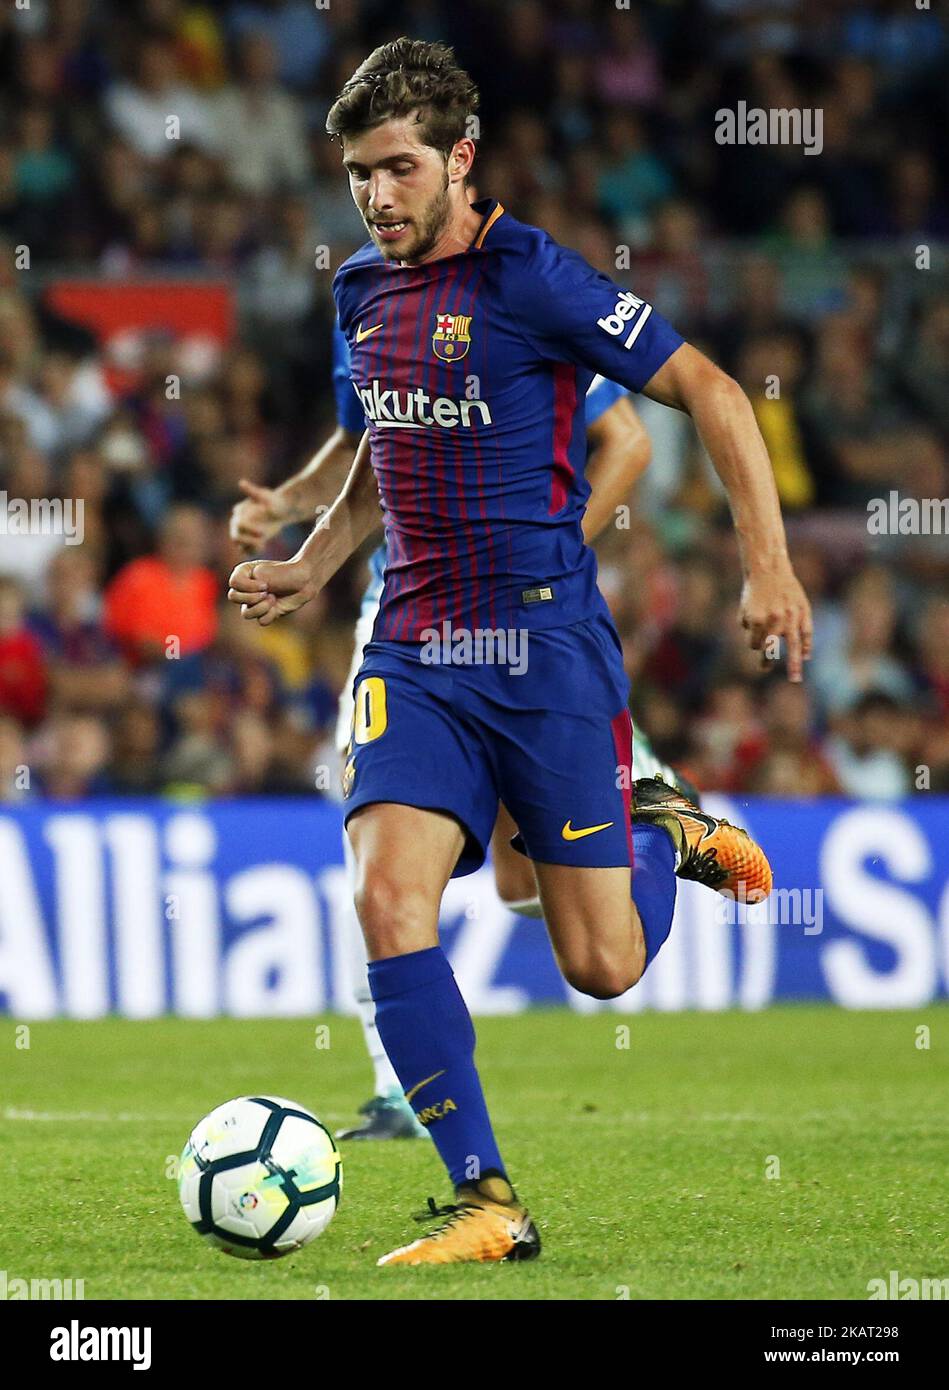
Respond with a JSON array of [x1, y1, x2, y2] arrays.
[[535, 862, 649, 999]]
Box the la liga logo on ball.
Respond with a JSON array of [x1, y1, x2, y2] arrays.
[[178, 1096, 342, 1260]]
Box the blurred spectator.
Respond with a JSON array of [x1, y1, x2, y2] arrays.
[[549, 54, 595, 150], [735, 331, 814, 509], [802, 319, 925, 506], [103, 504, 219, 662], [105, 33, 218, 160], [764, 188, 849, 319], [0, 712, 29, 803], [592, 9, 663, 110], [0, 576, 47, 727], [228, 707, 319, 794], [163, 688, 232, 792], [840, 4, 946, 85], [29, 548, 128, 715], [228, 1, 330, 90], [35, 349, 112, 456], [596, 113, 675, 242], [712, 255, 797, 373], [898, 296, 949, 440], [13, 104, 76, 206], [692, 679, 765, 792], [108, 699, 164, 793], [884, 151, 949, 239], [825, 692, 912, 800], [810, 570, 915, 716], [35, 712, 112, 799], [914, 595, 949, 722], [743, 682, 840, 795], [213, 31, 309, 196], [633, 199, 709, 329], [644, 561, 725, 712]]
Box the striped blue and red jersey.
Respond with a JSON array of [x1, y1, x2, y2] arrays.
[[333, 198, 683, 642]]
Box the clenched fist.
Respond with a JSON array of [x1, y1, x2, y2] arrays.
[[227, 557, 316, 626]]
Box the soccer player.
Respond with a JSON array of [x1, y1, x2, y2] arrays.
[[231, 330, 690, 1140], [228, 40, 811, 1266]]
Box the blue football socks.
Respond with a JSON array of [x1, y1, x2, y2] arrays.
[[631, 823, 678, 968], [368, 946, 507, 1188]]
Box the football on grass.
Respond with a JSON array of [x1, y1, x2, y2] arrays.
[[178, 1095, 342, 1260]]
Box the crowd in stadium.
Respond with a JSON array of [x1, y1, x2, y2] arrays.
[[0, 0, 947, 804]]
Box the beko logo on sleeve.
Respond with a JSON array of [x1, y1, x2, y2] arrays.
[[597, 291, 653, 349]]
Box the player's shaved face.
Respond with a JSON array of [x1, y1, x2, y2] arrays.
[[343, 117, 453, 264]]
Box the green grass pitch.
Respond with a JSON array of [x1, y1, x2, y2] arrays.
[[4, 1007, 947, 1301]]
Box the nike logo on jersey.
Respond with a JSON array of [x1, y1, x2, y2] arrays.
[[597, 291, 653, 350], [356, 321, 384, 343], [562, 819, 614, 841], [404, 1069, 447, 1103]]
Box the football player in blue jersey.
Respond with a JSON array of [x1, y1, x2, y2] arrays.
[[231, 341, 691, 1141], [229, 39, 811, 1266]]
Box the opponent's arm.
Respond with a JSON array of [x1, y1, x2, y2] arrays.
[[228, 430, 382, 625], [229, 425, 363, 552], [581, 395, 651, 543], [642, 342, 812, 681]]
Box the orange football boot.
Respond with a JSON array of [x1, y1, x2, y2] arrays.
[[632, 776, 773, 904], [377, 1176, 540, 1267]]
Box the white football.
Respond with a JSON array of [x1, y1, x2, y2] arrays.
[[178, 1095, 342, 1260]]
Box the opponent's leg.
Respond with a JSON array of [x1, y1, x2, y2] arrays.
[[490, 802, 543, 918], [333, 599, 427, 1138], [633, 724, 702, 805], [348, 801, 540, 1266], [335, 835, 428, 1140]]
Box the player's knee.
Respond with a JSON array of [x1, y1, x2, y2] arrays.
[[563, 945, 644, 1000], [353, 870, 433, 957]]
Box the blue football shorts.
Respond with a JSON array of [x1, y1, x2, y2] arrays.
[[341, 611, 635, 878]]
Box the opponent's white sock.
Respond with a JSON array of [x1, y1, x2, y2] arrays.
[[343, 836, 403, 1098], [506, 896, 545, 920]]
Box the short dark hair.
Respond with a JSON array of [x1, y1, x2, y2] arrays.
[[325, 38, 479, 158]]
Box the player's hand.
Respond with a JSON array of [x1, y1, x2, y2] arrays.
[[227, 557, 316, 626], [229, 480, 292, 555], [739, 564, 813, 683]]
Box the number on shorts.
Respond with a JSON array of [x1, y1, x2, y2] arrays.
[[354, 676, 387, 744]]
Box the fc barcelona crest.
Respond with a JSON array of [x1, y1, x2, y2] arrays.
[[432, 312, 472, 361]]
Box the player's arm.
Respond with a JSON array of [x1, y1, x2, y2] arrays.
[[641, 343, 812, 681], [229, 425, 363, 553], [227, 430, 381, 625], [230, 320, 372, 552], [505, 241, 811, 681], [581, 394, 650, 543]]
